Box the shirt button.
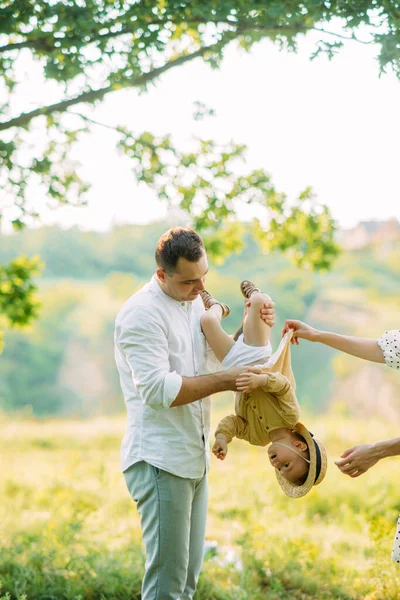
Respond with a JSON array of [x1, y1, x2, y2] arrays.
[[266, 426, 269, 430], [252, 405, 256, 409], [259, 416, 263, 420]]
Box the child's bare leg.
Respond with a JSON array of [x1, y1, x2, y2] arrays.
[[243, 292, 272, 347], [201, 305, 235, 362]]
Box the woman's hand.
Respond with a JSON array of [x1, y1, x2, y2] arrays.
[[334, 444, 380, 477], [282, 319, 319, 345]]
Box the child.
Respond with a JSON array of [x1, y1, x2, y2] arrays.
[[200, 281, 327, 498]]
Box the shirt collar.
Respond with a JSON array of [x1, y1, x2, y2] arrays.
[[150, 274, 190, 309]]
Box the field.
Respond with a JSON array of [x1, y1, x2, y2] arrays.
[[2, 396, 400, 600]]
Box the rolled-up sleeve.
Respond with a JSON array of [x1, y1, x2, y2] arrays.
[[215, 414, 249, 443], [262, 373, 300, 425], [116, 308, 182, 409], [377, 330, 400, 370], [261, 372, 291, 395]]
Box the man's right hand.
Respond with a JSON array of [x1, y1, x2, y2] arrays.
[[282, 319, 318, 345]]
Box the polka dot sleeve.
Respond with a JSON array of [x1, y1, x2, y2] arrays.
[[377, 330, 400, 370]]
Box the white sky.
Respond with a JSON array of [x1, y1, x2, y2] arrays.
[[10, 30, 400, 231]]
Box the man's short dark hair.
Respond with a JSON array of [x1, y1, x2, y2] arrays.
[[155, 227, 205, 274]]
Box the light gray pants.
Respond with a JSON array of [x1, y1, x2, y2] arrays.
[[124, 461, 208, 600]]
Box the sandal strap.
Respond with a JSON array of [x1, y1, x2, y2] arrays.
[[240, 280, 261, 299], [200, 290, 230, 318]]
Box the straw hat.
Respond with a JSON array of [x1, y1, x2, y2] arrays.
[[275, 422, 327, 499]]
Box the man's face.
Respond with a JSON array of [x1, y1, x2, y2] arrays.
[[157, 253, 209, 302]]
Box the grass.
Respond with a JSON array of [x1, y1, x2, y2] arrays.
[[1, 397, 400, 599]]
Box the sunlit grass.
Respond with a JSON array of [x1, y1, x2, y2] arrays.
[[1, 398, 400, 599]]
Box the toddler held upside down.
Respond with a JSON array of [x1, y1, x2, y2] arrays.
[[200, 281, 327, 499]]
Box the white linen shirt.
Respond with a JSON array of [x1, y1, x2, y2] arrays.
[[114, 275, 211, 478]]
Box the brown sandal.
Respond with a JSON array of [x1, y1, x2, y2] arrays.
[[240, 280, 261, 299], [200, 290, 230, 318]]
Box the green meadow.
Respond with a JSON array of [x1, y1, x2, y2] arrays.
[[2, 399, 400, 600], [1, 225, 399, 598]]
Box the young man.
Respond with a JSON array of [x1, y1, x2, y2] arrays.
[[114, 227, 275, 600]]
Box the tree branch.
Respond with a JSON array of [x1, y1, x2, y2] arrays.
[[0, 19, 227, 54], [246, 24, 372, 44], [313, 26, 371, 45], [0, 18, 371, 55], [68, 112, 119, 130], [0, 42, 228, 132], [0, 19, 372, 133], [0, 39, 48, 53]]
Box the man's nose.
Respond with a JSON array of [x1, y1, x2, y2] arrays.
[[197, 279, 206, 291]]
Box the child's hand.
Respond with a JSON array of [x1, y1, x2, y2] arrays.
[[236, 372, 268, 393], [212, 436, 228, 460]]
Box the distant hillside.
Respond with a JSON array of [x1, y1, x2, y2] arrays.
[[0, 222, 399, 419]]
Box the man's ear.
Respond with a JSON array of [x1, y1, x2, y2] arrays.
[[293, 439, 308, 452], [156, 267, 166, 283]]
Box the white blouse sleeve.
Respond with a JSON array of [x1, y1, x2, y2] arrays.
[[377, 330, 400, 370]]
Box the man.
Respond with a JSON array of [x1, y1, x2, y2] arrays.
[[114, 227, 275, 600]]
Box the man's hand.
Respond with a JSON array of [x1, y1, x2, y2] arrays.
[[236, 372, 268, 393], [246, 299, 275, 327], [334, 444, 380, 478], [213, 435, 228, 460], [282, 319, 318, 345]]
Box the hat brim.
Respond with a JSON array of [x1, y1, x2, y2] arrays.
[[275, 423, 327, 498]]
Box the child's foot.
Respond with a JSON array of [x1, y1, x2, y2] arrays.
[[240, 280, 261, 299], [200, 290, 230, 318]]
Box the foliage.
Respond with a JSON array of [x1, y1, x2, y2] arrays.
[[0, 224, 399, 417], [0, 255, 43, 352], [5, 0, 400, 336], [2, 409, 400, 599]]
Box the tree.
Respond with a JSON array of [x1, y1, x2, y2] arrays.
[[2, 0, 399, 338]]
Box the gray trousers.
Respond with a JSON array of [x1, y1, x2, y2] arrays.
[[124, 461, 208, 600]]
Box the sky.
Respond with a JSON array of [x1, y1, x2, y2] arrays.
[[7, 28, 400, 231]]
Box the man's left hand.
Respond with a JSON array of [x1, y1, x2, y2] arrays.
[[246, 300, 275, 327]]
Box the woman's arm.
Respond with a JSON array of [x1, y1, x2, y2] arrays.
[[282, 320, 385, 363], [335, 437, 400, 477], [314, 331, 385, 363]]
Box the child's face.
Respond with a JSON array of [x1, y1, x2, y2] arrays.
[[268, 442, 309, 485]]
